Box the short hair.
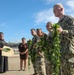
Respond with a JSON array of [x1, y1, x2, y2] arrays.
[[31, 28, 35, 31], [22, 37, 26, 40], [53, 3, 64, 8], [46, 22, 53, 27], [36, 28, 42, 31], [0, 32, 4, 34]]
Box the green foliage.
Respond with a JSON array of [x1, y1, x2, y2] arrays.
[[27, 39, 37, 69], [36, 34, 51, 60], [50, 23, 61, 75], [2, 48, 10, 52], [27, 40, 32, 69], [27, 23, 61, 75], [36, 23, 61, 75]]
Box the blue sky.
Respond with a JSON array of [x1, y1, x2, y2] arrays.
[[0, 0, 74, 42]]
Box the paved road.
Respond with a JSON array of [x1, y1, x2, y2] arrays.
[[0, 54, 34, 75]]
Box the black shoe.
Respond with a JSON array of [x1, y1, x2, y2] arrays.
[[32, 73, 38, 75], [22, 69, 26, 71], [18, 69, 22, 71]]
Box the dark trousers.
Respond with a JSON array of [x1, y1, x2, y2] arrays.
[[0, 56, 8, 73]]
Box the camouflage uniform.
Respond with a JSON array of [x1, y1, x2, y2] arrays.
[[45, 32, 53, 75], [36, 35, 46, 75], [31, 35, 39, 75], [58, 15, 74, 75], [45, 59, 53, 75]]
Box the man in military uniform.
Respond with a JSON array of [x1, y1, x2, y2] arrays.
[[36, 28, 46, 75], [31, 29, 39, 75], [53, 3, 74, 75], [45, 22, 54, 75]]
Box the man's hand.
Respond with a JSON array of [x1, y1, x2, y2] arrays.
[[57, 26, 63, 33], [33, 44, 37, 48], [38, 52, 44, 57], [62, 30, 68, 34]]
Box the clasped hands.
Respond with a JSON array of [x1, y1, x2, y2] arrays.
[[20, 52, 26, 55], [57, 26, 68, 34]]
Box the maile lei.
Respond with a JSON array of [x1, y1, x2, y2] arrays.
[[51, 23, 61, 75], [27, 40, 32, 69], [27, 39, 37, 69], [37, 23, 61, 75], [27, 23, 61, 75]]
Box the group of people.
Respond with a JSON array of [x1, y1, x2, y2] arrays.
[[0, 34, 28, 73], [29, 3, 74, 75], [0, 3, 74, 75]]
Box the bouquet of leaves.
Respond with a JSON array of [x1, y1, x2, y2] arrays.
[[2, 48, 10, 52]]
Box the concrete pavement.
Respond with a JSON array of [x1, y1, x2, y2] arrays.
[[0, 54, 34, 75]]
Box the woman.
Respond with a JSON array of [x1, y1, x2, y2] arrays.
[[18, 37, 28, 71]]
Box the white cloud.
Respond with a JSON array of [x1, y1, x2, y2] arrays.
[[34, 0, 74, 25], [66, 0, 74, 9], [43, 0, 66, 4], [46, 0, 58, 3], [34, 8, 58, 25], [65, 0, 74, 17]]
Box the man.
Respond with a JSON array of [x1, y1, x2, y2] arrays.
[[31, 29, 39, 75], [53, 3, 74, 75], [46, 22, 53, 38], [45, 22, 54, 75], [36, 28, 46, 75], [0, 32, 8, 73]]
